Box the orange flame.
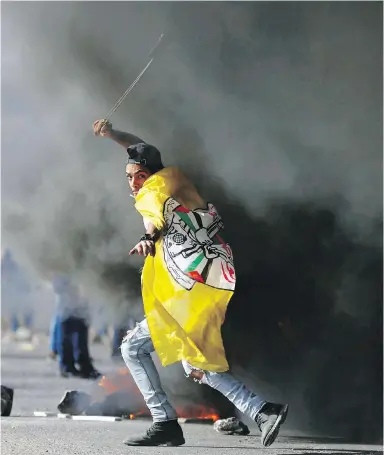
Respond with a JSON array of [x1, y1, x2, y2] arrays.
[[176, 405, 220, 422], [98, 368, 135, 395], [98, 368, 220, 421]]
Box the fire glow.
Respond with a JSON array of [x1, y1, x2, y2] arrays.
[[98, 369, 219, 422]]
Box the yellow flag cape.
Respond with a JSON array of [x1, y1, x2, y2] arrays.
[[135, 167, 236, 372]]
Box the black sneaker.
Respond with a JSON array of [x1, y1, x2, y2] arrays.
[[123, 420, 185, 446], [79, 369, 102, 380], [255, 402, 289, 447]]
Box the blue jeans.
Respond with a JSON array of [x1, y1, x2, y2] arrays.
[[60, 317, 92, 372], [10, 315, 19, 333], [10, 311, 33, 332], [49, 315, 62, 354], [121, 319, 266, 422], [49, 315, 81, 363]]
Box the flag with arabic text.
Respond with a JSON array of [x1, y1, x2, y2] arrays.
[[135, 167, 236, 372]]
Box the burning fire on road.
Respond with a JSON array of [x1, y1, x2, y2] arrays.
[[56, 367, 250, 435], [97, 368, 220, 422]]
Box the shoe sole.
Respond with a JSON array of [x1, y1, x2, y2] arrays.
[[164, 438, 185, 447], [263, 404, 289, 447], [124, 437, 185, 447]]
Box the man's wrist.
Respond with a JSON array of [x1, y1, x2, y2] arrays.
[[140, 233, 155, 242], [104, 128, 115, 139]]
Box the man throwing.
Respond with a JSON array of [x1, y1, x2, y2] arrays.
[[93, 119, 288, 447]]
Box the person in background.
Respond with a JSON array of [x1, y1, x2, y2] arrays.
[[1, 249, 34, 337], [52, 275, 101, 379]]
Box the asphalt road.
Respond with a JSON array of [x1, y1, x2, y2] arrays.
[[1, 334, 382, 455]]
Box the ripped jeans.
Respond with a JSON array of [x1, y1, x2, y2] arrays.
[[120, 319, 266, 422]]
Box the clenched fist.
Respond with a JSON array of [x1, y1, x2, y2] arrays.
[[93, 119, 113, 137]]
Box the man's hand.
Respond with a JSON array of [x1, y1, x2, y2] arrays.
[[129, 240, 155, 257], [93, 119, 113, 137]]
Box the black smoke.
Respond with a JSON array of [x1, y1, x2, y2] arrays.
[[1, 1, 382, 442]]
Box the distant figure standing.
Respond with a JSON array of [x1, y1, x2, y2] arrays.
[[1, 249, 33, 336], [52, 275, 101, 379]]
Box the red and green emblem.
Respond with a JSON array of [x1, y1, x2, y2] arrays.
[[162, 198, 236, 291]]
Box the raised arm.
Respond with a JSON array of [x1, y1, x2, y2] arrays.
[[93, 119, 145, 149]]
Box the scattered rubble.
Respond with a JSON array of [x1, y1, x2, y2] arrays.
[[214, 417, 250, 435]]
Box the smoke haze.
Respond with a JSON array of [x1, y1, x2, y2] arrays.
[[1, 1, 382, 442]]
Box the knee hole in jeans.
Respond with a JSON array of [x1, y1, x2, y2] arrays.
[[186, 369, 206, 385], [190, 369, 204, 383], [182, 360, 207, 384]]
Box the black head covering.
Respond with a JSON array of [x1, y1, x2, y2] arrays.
[[126, 143, 164, 174]]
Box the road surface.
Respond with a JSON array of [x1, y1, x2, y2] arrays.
[[1, 333, 382, 455]]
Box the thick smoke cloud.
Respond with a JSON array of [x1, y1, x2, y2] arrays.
[[1, 2, 382, 441]]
